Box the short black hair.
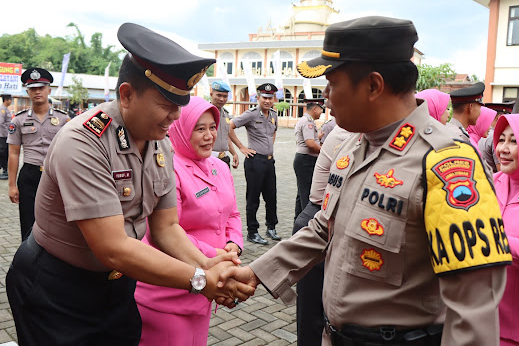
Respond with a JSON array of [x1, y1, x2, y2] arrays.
[[306, 103, 321, 111], [452, 102, 469, 113], [339, 60, 418, 95], [116, 54, 156, 100], [2, 95, 12, 102]]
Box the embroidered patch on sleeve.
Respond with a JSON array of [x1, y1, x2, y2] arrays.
[[423, 141, 512, 276], [8, 123, 16, 134], [389, 123, 415, 151], [83, 111, 112, 138]]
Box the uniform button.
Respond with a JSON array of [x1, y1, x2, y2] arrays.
[[212, 186, 217, 191], [216, 229, 222, 235], [424, 127, 433, 135]]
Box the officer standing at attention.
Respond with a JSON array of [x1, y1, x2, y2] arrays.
[[319, 116, 336, 145], [0, 94, 12, 180], [6, 23, 255, 346], [210, 80, 239, 169], [219, 16, 510, 346], [228, 83, 280, 244], [447, 82, 485, 142], [7, 69, 69, 241], [293, 98, 323, 220]]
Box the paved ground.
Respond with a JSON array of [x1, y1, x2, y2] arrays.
[[0, 126, 302, 345]]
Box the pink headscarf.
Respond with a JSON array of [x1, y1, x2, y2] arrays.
[[467, 106, 497, 150], [168, 96, 220, 163], [415, 89, 450, 123], [493, 114, 519, 181]]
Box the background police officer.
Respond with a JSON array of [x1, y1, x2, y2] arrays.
[[210, 80, 239, 169], [0, 93, 12, 180], [448, 82, 485, 141], [293, 98, 323, 221], [7, 68, 69, 241], [229, 83, 280, 245], [319, 116, 336, 145]]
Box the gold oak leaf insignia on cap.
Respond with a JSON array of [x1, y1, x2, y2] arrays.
[[187, 66, 210, 88], [297, 61, 332, 78]]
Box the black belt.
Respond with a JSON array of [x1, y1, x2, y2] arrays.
[[26, 233, 123, 281], [24, 162, 44, 172], [324, 313, 442, 346], [251, 153, 273, 160]]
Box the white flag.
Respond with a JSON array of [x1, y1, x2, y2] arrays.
[[303, 78, 313, 100], [104, 62, 112, 102], [55, 52, 71, 97], [272, 50, 284, 99], [217, 63, 233, 101], [242, 60, 256, 101], [200, 74, 211, 98]]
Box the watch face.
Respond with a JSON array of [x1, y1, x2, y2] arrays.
[[192, 275, 207, 291]]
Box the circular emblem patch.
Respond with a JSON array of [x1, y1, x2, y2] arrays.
[[8, 123, 16, 134], [360, 249, 384, 271], [336, 156, 350, 169]]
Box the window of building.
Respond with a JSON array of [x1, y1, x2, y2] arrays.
[[269, 51, 295, 77], [219, 52, 234, 76], [507, 6, 519, 46], [503, 87, 519, 102], [240, 52, 263, 76]]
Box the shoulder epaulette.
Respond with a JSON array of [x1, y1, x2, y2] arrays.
[[83, 111, 112, 138], [14, 109, 27, 116], [324, 119, 332, 124], [53, 108, 67, 115]]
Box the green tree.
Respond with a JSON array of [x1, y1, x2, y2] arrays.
[[416, 63, 456, 91], [68, 75, 89, 108], [274, 101, 290, 116]]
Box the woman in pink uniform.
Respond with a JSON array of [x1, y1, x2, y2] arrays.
[[135, 96, 243, 346], [467, 106, 497, 153], [493, 114, 519, 346], [415, 89, 450, 124]]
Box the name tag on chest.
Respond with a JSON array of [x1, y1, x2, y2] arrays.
[[195, 187, 210, 198], [113, 169, 132, 180]]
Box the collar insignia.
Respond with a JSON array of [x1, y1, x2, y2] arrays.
[[374, 169, 403, 188], [116, 126, 130, 151]]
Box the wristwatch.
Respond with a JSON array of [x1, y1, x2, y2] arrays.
[[190, 268, 207, 294]]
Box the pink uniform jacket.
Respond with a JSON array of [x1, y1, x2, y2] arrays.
[[135, 153, 242, 315]]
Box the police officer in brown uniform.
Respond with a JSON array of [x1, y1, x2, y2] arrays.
[[6, 23, 254, 346], [0, 93, 12, 179], [219, 16, 510, 346], [293, 98, 323, 220], [447, 82, 485, 142], [319, 116, 336, 145], [210, 80, 239, 169], [229, 83, 280, 244], [7, 69, 69, 241]]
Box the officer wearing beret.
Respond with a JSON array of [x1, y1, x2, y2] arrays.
[[228, 83, 280, 244], [210, 80, 239, 169], [7, 68, 69, 241], [447, 82, 485, 141], [219, 16, 509, 346], [6, 23, 254, 346], [0, 93, 12, 180], [293, 98, 323, 221], [479, 101, 516, 173]]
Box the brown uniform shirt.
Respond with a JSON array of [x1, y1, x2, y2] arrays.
[[7, 108, 69, 166], [213, 107, 232, 152], [250, 102, 508, 346], [232, 107, 277, 156], [32, 101, 177, 271], [0, 105, 12, 138], [294, 113, 319, 157]]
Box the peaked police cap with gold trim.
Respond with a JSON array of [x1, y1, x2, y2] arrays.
[[118, 23, 216, 106], [21, 68, 53, 88], [450, 82, 485, 105], [297, 16, 418, 78]]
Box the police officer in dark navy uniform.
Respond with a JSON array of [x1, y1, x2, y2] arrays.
[[7, 68, 69, 241], [229, 83, 280, 245]]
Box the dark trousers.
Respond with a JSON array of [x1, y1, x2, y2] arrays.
[[244, 154, 277, 234], [6, 234, 141, 346], [293, 153, 318, 221], [18, 163, 42, 241], [293, 201, 325, 346], [0, 137, 7, 171], [219, 155, 231, 168]]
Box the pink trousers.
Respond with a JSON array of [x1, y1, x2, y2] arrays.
[[137, 304, 211, 346]]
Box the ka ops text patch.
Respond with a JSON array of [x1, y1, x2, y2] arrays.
[[423, 141, 511, 275]]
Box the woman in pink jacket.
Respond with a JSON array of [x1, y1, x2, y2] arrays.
[[493, 113, 519, 346], [415, 89, 450, 124], [134, 96, 243, 346], [468, 106, 497, 153]]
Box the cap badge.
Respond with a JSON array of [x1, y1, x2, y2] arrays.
[[336, 156, 350, 169], [265, 84, 272, 91], [187, 66, 210, 88], [297, 61, 332, 78], [361, 218, 384, 236], [374, 169, 403, 188], [30, 70, 41, 81], [360, 249, 384, 271], [116, 126, 130, 151], [389, 123, 415, 151], [50, 117, 59, 126], [156, 149, 166, 167]]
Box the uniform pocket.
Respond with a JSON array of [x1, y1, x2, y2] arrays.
[[115, 180, 135, 201], [21, 126, 38, 134], [153, 178, 174, 197]]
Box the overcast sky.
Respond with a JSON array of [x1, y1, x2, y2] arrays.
[[1, 0, 490, 78]]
